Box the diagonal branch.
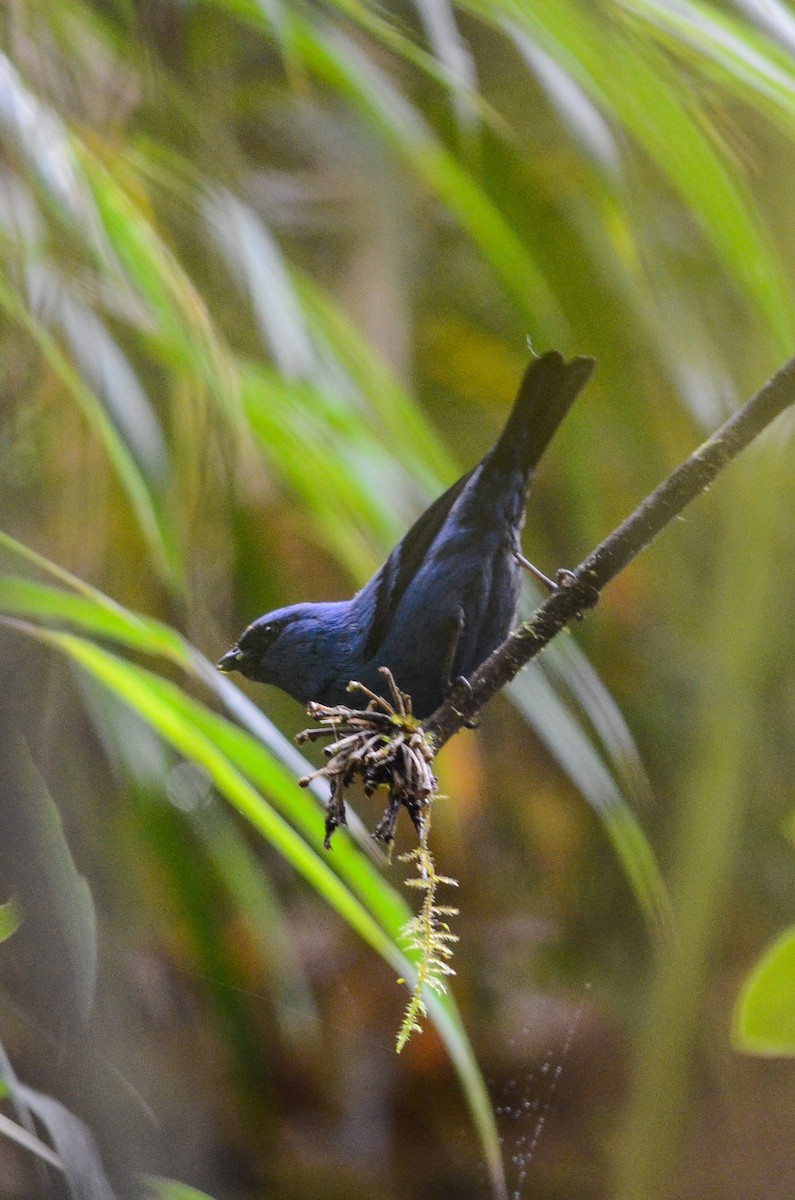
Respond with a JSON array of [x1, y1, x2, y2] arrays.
[[424, 354, 795, 751]]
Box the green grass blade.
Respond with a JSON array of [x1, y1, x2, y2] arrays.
[[733, 925, 795, 1056], [508, 669, 670, 936], [147, 1182, 219, 1200], [4, 623, 505, 1195], [74, 145, 234, 405], [0, 898, 22, 944], [0, 575, 185, 661], [45, 631, 413, 962], [292, 16, 567, 338], [9, 734, 98, 1024], [240, 363, 410, 576], [0, 283, 179, 582], [469, 0, 795, 352], [0, 536, 386, 861], [293, 272, 459, 489], [621, 0, 795, 128]]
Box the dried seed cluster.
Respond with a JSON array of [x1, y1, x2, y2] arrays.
[[297, 667, 437, 848]]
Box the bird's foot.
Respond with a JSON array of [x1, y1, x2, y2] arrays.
[[516, 555, 593, 602], [516, 556, 600, 620], [515, 552, 558, 593], [552, 568, 600, 619], [447, 675, 480, 728]]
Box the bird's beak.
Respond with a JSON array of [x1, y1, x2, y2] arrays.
[[217, 647, 244, 673]]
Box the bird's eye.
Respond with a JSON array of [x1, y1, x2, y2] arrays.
[[247, 619, 286, 654]]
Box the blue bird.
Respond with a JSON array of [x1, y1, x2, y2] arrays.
[[218, 351, 595, 719]]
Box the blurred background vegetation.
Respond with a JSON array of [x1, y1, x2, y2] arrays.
[[1, 0, 795, 1197]]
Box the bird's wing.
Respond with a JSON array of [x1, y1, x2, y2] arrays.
[[361, 352, 594, 663], [362, 466, 475, 660]]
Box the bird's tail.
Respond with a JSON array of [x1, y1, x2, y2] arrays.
[[489, 351, 595, 476]]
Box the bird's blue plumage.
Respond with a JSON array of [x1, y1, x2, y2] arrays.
[[219, 351, 595, 718]]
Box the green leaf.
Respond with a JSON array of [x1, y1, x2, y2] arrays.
[[15, 1081, 118, 1200], [59, 635, 404, 946], [215, 0, 502, 132], [74, 145, 234, 405], [146, 1179, 219, 1200], [292, 16, 568, 338], [733, 925, 795, 1056], [621, 0, 795, 132], [469, 0, 795, 353], [0, 531, 392, 861], [7, 735, 97, 1025], [0, 282, 179, 582], [509, 668, 670, 937], [293, 272, 459, 490], [5, 624, 502, 1191], [0, 897, 22, 944], [0, 574, 186, 663], [241, 364, 408, 578]]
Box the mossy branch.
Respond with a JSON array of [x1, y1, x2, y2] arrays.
[[423, 354, 795, 749]]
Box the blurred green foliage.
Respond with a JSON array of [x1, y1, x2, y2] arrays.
[[735, 925, 795, 1057], [0, 1, 794, 1198]]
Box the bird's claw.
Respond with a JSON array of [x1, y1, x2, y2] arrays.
[[447, 674, 472, 710], [446, 675, 480, 727], [552, 568, 599, 619], [516, 557, 585, 602]]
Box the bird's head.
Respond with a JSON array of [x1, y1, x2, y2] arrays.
[[217, 601, 352, 704], [218, 613, 288, 679]]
